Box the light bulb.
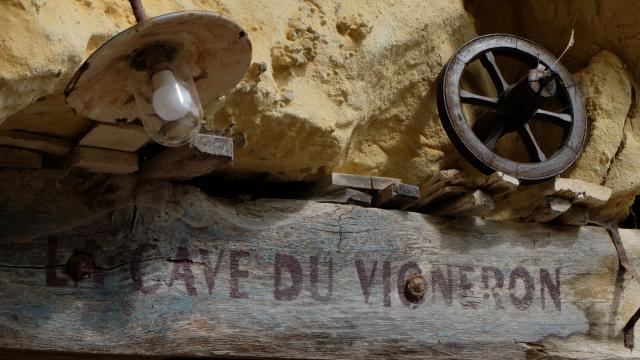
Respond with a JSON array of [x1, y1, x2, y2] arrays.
[[131, 65, 203, 147], [152, 70, 194, 121]]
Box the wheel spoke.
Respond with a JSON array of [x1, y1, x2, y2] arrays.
[[518, 122, 547, 162], [473, 113, 505, 150], [480, 51, 509, 95], [532, 109, 572, 128], [483, 122, 506, 150], [460, 90, 500, 109]]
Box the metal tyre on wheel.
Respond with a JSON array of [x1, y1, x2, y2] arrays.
[[437, 34, 586, 184]]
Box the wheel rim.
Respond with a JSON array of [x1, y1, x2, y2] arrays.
[[437, 34, 586, 184]]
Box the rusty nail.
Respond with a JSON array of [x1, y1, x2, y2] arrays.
[[404, 274, 427, 303], [66, 253, 94, 282]]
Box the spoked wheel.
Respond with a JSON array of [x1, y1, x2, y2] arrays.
[[437, 34, 586, 184]]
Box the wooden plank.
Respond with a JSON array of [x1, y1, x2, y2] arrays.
[[409, 185, 467, 211], [66, 146, 138, 174], [0, 130, 71, 157], [370, 176, 401, 191], [314, 187, 372, 206], [528, 197, 572, 223], [0, 169, 138, 243], [0, 146, 42, 168], [372, 182, 420, 209], [139, 134, 233, 180], [477, 172, 519, 199], [550, 178, 612, 207], [0, 184, 638, 359], [78, 123, 150, 152], [431, 190, 494, 216], [314, 172, 372, 194], [488, 178, 611, 221]]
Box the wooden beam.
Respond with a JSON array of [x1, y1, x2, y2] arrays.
[[0, 183, 638, 359], [489, 178, 612, 221], [528, 197, 572, 223], [370, 176, 401, 191], [431, 189, 494, 216], [0, 130, 71, 157], [66, 146, 138, 174], [0, 146, 42, 168], [314, 187, 372, 206], [475, 172, 519, 199], [78, 123, 150, 152], [314, 172, 372, 194], [372, 182, 420, 209], [139, 134, 233, 180], [550, 178, 612, 207]]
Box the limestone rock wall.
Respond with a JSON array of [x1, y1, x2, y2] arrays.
[[0, 0, 639, 217]]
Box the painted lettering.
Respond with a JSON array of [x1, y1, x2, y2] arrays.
[[274, 253, 302, 301], [130, 242, 160, 294], [508, 266, 535, 310], [459, 265, 478, 309], [45, 237, 67, 287], [383, 261, 391, 307], [229, 250, 250, 299], [200, 248, 224, 296], [80, 239, 104, 287], [540, 268, 561, 311], [309, 255, 333, 302], [169, 246, 197, 296], [355, 259, 377, 304], [431, 264, 453, 305], [397, 262, 424, 307], [481, 266, 504, 310]]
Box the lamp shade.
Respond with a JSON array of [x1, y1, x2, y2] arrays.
[[65, 11, 252, 124]]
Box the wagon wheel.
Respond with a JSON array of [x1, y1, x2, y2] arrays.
[[436, 34, 586, 184]]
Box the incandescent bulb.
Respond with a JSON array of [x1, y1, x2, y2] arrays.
[[152, 70, 194, 121]]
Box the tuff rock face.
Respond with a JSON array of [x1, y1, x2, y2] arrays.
[[0, 0, 638, 217]]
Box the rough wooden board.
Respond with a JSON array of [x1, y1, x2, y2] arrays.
[[557, 206, 590, 226], [432, 190, 494, 216], [314, 172, 373, 194], [528, 197, 572, 223], [314, 187, 372, 206], [0, 94, 93, 140], [479, 172, 519, 199], [78, 123, 150, 152], [544, 178, 612, 206], [0, 169, 139, 243], [0, 146, 42, 168], [372, 182, 420, 209], [409, 185, 468, 211], [371, 176, 401, 191], [0, 184, 639, 359], [0, 130, 71, 157], [139, 134, 232, 181], [66, 146, 138, 174], [488, 178, 611, 222]]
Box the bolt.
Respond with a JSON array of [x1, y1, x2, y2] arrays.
[[404, 274, 427, 303], [66, 253, 94, 283]]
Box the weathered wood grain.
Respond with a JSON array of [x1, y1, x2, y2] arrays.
[[0, 146, 42, 168], [78, 123, 150, 153], [139, 134, 233, 180], [66, 146, 139, 174], [528, 197, 572, 223], [314, 187, 372, 206], [432, 189, 494, 216], [0, 181, 639, 359], [373, 182, 420, 209], [314, 172, 373, 194], [0, 130, 71, 157]]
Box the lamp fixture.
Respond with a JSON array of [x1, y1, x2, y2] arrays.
[[65, 0, 252, 147]]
